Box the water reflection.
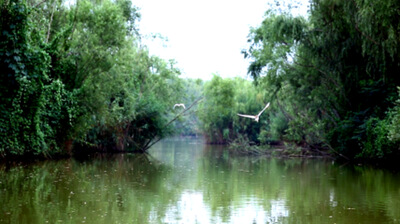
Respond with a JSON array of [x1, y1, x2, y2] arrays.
[[1, 138, 400, 223]]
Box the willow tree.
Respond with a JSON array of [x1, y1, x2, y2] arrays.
[[51, 0, 184, 153], [244, 0, 400, 160]]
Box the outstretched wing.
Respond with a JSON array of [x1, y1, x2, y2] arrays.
[[173, 103, 186, 109], [257, 102, 270, 117], [237, 114, 256, 119]]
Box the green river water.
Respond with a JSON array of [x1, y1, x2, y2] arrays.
[[1, 138, 400, 223]]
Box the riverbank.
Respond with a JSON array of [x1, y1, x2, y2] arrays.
[[227, 140, 400, 170], [230, 145, 333, 158], [227, 138, 333, 158]]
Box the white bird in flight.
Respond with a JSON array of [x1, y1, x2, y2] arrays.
[[237, 102, 270, 122], [173, 103, 186, 109]]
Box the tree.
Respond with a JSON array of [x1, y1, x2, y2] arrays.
[[244, 0, 400, 160], [198, 75, 268, 144], [0, 0, 184, 156], [0, 0, 76, 156]]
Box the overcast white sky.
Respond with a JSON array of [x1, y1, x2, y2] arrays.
[[133, 0, 309, 80]]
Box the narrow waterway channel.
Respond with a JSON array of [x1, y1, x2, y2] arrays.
[[1, 138, 400, 223]]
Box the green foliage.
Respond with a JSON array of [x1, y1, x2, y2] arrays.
[[75, 44, 183, 152], [198, 75, 269, 144], [0, 0, 76, 156], [198, 76, 235, 143], [388, 88, 400, 142], [0, 0, 183, 156], [358, 117, 393, 159], [244, 0, 400, 160], [267, 110, 288, 141]]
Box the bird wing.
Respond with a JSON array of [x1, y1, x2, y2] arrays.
[[173, 104, 185, 109], [257, 102, 270, 117], [237, 114, 256, 119]]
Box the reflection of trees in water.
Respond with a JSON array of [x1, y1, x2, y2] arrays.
[[1, 148, 400, 223], [280, 161, 400, 223], [194, 151, 400, 224], [0, 154, 180, 224], [195, 153, 290, 223]]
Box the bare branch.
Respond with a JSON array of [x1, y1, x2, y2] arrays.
[[141, 97, 204, 151], [34, 0, 47, 8], [46, 0, 56, 43]]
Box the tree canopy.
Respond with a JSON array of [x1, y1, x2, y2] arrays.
[[0, 0, 183, 156], [243, 0, 400, 160]]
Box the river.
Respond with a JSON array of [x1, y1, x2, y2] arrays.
[[1, 138, 400, 223]]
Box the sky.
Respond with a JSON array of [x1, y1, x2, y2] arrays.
[[133, 0, 309, 80]]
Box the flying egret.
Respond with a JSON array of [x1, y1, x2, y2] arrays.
[[237, 102, 270, 122], [173, 103, 186, 109]]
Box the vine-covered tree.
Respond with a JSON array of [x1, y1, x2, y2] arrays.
[[0, 0, 183, 156]]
